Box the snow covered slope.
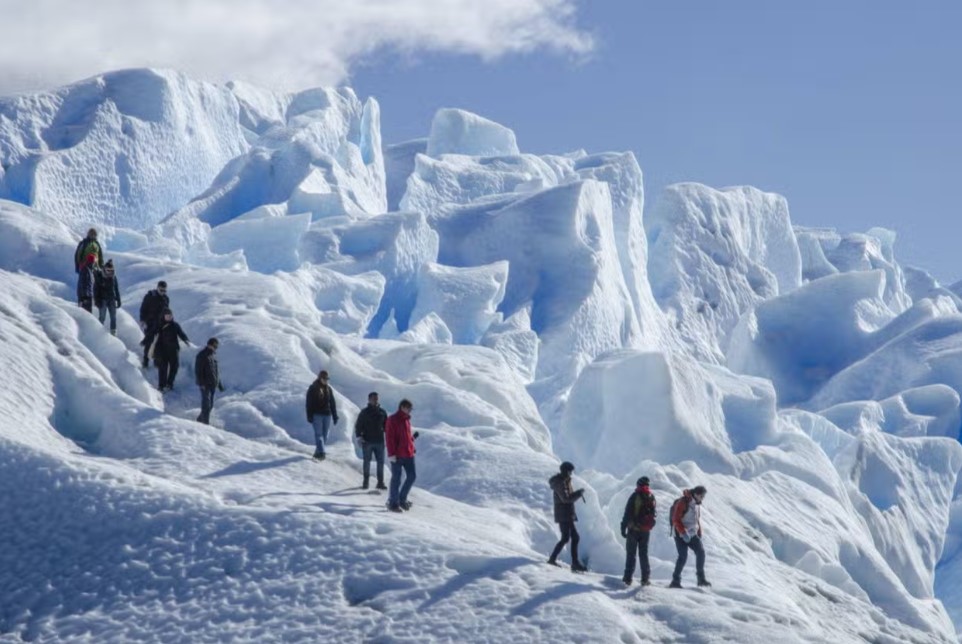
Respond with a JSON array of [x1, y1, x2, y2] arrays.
[[3, 70, 962, 643]]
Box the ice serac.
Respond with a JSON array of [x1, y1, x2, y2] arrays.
[[646, 183, 802, 362], [430, 180, 641, 429], [384, 138, 427, 211], [426, 108, 520, 158], [795, 226, 911, 313], [409, 261, 509, 345], [728, 270, 895, 406], [0, 69, 249, 230], [163, 87, 386, 238], [819, 386, 961, 439], [299, 211, 439, 337], [480, 306, 539, 384]]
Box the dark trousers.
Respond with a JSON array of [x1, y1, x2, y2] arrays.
[[672, 535, 706, 583], [156, 352, 179, 389], [362, 441, 385, 484], [197, 387, 216, 424], [388, 457, 416, 507], [142, 325, 158, 362], [549, 520, 580, 565], [624, 530, 651, 582], [80, 298, 93, 313]]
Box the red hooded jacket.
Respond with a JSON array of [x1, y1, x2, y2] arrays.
[[385, 409, 415, 458]]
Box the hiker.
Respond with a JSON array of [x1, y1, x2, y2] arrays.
[[74, 228, 103, 273], [76, 253, 98, 313], [386, 399, 418, 512], [670, 485, 711, 588], [94, 259, 122, 335], [621, 476, 656, 586], [194, 338, 223, 424], [139, 281, 169, 368], [547, 461, 587, 572], [305, 370, 339, 461], [355, 392, 388, 490], [152, 308, 189, 392]]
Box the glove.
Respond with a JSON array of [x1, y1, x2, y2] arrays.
[[307, 416, 314, 424], [333, 416, 339, 426], [573, 488, 584, 499], [413, 431, 420, 440], [620, 526, 628, 539], [681, 531, 692, 543], [389, 455, 397, 463], [217, 382, 225, 392], [117, 301, 122, 308]]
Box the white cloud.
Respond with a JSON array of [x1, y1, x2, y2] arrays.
[[0, 0, 592, 93]]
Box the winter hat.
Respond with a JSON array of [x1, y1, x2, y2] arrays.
[[560, 461, 575, 474], [162, 308, 173, 316], [104, 260, 114, 273], [692, 485, 707, 497], [85, 253, 97, 266], [636, 476, 650, 487]]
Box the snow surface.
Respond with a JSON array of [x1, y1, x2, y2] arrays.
[[4, 70, 962, 643]]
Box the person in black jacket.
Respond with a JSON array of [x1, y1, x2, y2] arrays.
[[354, 392, 388, 490], [139, 281, 169, 368], [94, 259, 122, 335], [152, 308, 189, 392], [194, 338, 223, 424], [305, 370, 339, 461], [547, 461, 587, 572], [620, 476, 656, 586], [76, 253, 98, 313]]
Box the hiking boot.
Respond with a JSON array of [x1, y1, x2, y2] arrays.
[[387, 504, 403, 513], [110, 329, 117, 336], [641, 579, 651, 587], [400, 501, 412, 511], [375, 482, 387, 491], [622, 576, 632, 586], [571, 562, 588, 573], [361, 480, 369, 490], [312, 454, 326, 462], [669, 579, 682, 589], [697, 579, 712, 588], [546, 559, 561, 567]]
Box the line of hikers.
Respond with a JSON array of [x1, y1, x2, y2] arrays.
[[549, 462, 711, 589], [74, 228, 224, 425], [77, 230, 706, 582]]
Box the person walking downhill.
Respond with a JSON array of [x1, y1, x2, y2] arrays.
[[621, 476, 656, 586], [152, 308, 189, 392], [139, 281, 169, 368], [74, 228, 103, 273], [386, 399, 418, 512], [94, 259, 122, 335], [195, 338, 223, 425], [669, 485, 711, 588], [547, 461, 587, 572], [306, 370, 339, 461], [76, 253, 98, 313], [355, 392, 388, 490]]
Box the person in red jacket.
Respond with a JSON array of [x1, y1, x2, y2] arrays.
[[670, 485, 710, 588], [385, 399, 418, 512]]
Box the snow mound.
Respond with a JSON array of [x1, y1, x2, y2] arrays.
[[646, 183, 802, 362], [426, 108, 520, 158], [0, 69, 248, 229]]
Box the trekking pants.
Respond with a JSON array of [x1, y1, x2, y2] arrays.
[[389, 457, 416, 507], [624, 530, 651, 582], [98, 301, 117, 331], [362, 441, 385, 485], [197, 386, 216, 424], [550, 520, 580, 565], [312, 414, 333, 457], [672, 534, 706, 583]]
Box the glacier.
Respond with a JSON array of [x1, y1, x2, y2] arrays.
[[2, 68, 962, 643]]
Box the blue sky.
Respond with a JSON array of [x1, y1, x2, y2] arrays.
[[351, 1, 962, 282]]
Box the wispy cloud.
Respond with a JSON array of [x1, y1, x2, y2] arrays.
[[0, 0, 592, 93]]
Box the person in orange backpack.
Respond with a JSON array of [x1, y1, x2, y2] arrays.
[[669, 485, 710, 588], [621, 476, 656, 586]]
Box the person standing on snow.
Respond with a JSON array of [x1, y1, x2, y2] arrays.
[[355, 392, 388, 490], [94, 259, 122, 335], [152, 308, 189, 392], [195, 337, 223, 425], [76, 253, 98, 313], [386, 399, 418, 512], [547, 461, 587, 572], [74, 228, 103, 273], [305, 370, 339, 461], [669, 485, 711, 588], [139, 281, 169, 368], [621, 476, 656, 586]]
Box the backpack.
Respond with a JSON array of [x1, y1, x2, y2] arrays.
[[668, 495, 690, 537], [628, 492, 656, 531]]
